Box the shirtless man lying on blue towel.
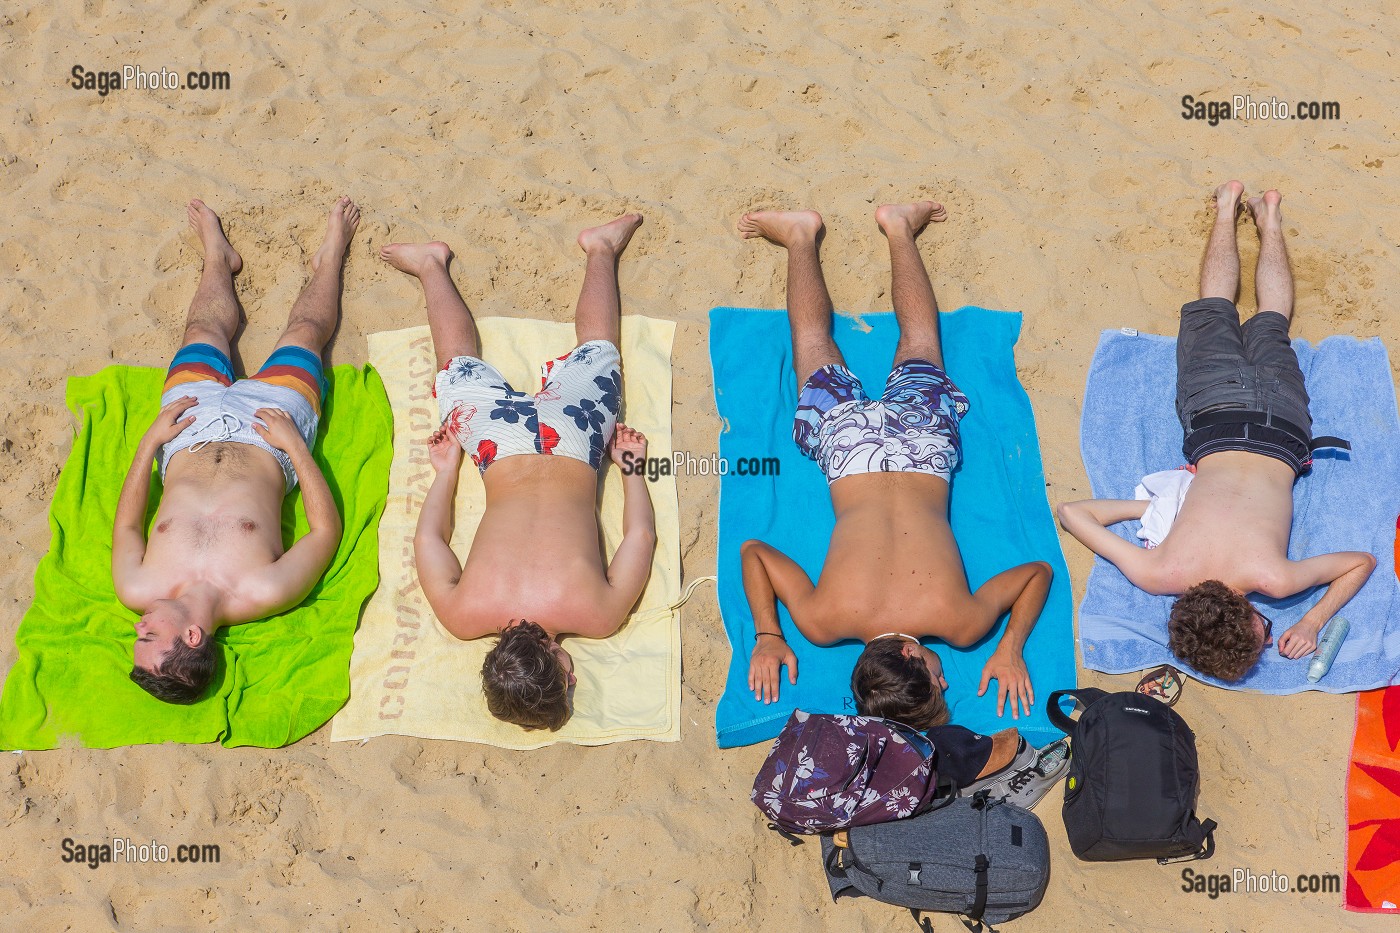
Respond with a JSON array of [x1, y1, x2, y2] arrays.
[[1058, 182, 1375, 681], [737, 201, 1055, 744]]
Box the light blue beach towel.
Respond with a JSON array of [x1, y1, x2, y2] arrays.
[[1078, 329, 1400, 693], [711, 306, 1075, 749]]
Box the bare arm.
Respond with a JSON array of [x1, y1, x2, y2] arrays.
[[600, 456, 658, 633], [971, 560, 1054, 720], [1271, 551, 1377, 659], [112, 438, 160, 610], [741, 538, 821, 704], [112, 396, 198, 610], [1056, 498, 1171, 595], [741, 539, 824, 641], [413, 432, 492, 640], [240, 411, 343, 620]]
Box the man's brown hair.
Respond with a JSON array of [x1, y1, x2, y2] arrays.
[[850, 637, 950, 730], [129, 638, 216, 704], [1167, 579, 1264, 682], [481, 621, 570, 731]]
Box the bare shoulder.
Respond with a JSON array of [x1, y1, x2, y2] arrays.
[[437, 600, 499, 641], [1104, 537, 1179, 595], [568, 578, 632, 638], [224, 558, 300, 621], [788, 586, 846, 645], [113, 567, 159, 612], [916, 598, 981, 647], [1254, 551, 1372, 599]]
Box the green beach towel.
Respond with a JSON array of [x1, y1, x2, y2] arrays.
[[0, 365, 391, 749]]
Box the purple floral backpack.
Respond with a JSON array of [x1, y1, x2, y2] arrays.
[[751, 709, 944, 837]]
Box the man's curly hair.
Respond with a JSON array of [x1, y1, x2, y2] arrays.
[[130, 637, 216, 704], [481, 620, 570, 731], [850, 637, 950, 730], [1168, 579, 1264, 682]]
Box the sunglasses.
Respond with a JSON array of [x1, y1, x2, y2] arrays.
[[1253, 609, 1274, 645]]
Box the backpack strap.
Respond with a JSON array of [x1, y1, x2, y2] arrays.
[[823, 838, 847, 880], [1047, 687, 1110, 734], [1197, 819, 1218, 860], [822, 836, 862, 901], [969, 853, 990, 921], [1156, 818, 1219, 864], [926, 779, 960, 812], [766, 822, 804, 847]]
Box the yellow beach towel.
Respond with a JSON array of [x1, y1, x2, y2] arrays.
[[330, 317, 682, 748]]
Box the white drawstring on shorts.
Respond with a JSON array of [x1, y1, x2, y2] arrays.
[[187, 412, 241, 452]]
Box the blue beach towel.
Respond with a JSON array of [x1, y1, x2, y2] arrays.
[[1078, 329, 1400, 693], [711, 306, 1075, 749]]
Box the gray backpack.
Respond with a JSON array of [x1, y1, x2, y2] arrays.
[[820, 790, 1049, 932]]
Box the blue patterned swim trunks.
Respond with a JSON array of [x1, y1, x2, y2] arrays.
[[793, 358, 970, 484]]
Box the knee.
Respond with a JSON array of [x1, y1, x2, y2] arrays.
[[793, 334, 838, 357], [182, 323, 231, 346], [281, 319, 332, 350], [893, 340, 941, 366], [792, 336, 840, 377]]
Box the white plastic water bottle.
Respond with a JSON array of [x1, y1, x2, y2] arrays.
[[1307, 617, 1351, 683]]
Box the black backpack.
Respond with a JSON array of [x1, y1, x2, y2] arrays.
[[1048, 687, 1217, 863], [820, 791, 1050, 932]]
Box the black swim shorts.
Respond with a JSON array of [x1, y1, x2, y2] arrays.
[[1174, 297, 1313, 475]]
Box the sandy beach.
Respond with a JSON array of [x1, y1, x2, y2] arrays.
[[1, 0, 1397, 929]]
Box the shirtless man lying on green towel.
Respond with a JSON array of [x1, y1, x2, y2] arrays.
[[380, 214, 657, 732], [738, 201, 1054, 732], [114, 198, 358, 703], [1058, 182, 1375, 681]]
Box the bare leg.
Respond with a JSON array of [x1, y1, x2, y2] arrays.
[[1199, 180, 1244, 302], [574, 213, 643, 347], [272, 196, 360, 357], [180, 199, 244, 354], [876, 200, 949, 367], [380, 241, 478, 369], [738, 209, 841, 388], [1247, 190, 1293, 322]]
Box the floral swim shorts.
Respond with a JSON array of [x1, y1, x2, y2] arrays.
[[435, 339, 622, 473], [792, 358, 970, 484]]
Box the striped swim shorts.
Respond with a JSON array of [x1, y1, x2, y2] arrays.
[[158, 342, 327, 490]]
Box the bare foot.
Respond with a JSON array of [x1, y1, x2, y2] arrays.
[[311, 196, 361, 272], [187, 199, 242, 274], [736, 209, 823, 247], [577, 213, 643, 256], [379, 241, 453, 277], [1246, 189, 1283, 229], [1214, 180, 1245, 214], [875, 201, 947, 238]]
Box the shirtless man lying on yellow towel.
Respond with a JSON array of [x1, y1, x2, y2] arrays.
[[381, 214, 657, 731]]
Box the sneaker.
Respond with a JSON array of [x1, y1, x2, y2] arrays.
[[963, 738, 1072, 810], [999, 738, 1072, 811]]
